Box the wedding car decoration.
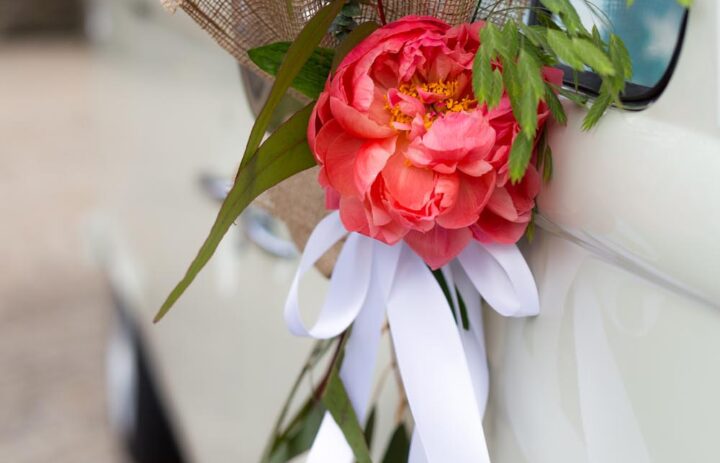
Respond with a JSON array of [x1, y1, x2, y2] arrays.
[[150, 0, 684, 461]]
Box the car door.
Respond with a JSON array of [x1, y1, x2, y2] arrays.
[[484, 0, 720, 461]]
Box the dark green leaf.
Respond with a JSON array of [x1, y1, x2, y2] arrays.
[[524, 213, 536, 242], [572, 38, 615, 76], [154, 104, 317, 322], [322, 369, 372, 463], [364, 407, 377, 450], [508, 132, 534, 183], [239, 0, 344, 169], [248, 42, 334, 99], [332, 21, 380, 72], [542, 142, 554, 182], [582, 91, 612, 130], [381, 424, 410, 463], [267, 398, 325, 463]]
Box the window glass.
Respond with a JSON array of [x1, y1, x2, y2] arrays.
[[570, 0, 686, 89]]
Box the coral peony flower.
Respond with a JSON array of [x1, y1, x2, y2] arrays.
[[308, 16, 561, 269]]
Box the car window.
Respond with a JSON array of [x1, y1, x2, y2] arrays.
[[534, 0, 688, 104], [573, 0, 686, 87]]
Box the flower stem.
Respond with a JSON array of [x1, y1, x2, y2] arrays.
[[377, 0, 387, 25]]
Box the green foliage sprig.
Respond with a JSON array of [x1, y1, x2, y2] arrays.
[[472, 0, 633, 183]]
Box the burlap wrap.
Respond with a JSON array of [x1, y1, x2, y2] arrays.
[[165, 0, 527, 268]]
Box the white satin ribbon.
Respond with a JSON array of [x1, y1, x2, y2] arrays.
[[284, 212, 539, 462]]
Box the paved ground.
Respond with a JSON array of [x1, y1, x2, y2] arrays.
[[0, 38, 125, 462]]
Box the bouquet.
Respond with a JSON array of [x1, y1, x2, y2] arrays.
[[151, 0, 688, 461]]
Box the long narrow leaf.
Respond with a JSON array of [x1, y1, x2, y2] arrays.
[[322, 369, 372, 463], [154, 104, 317, 322], [248, 42, 335, 99], [239, 0, 344, 168]]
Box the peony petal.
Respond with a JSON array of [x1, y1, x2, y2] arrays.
[[324, 131, 365, 198], [314, 119, 344, 164], [404, 225, 472, 269], [486, 186, 519, 221], [471, 210, 530, 244], [330, 96, 395, 139], [436, 171, 496, 229], [381, 152, 436, 211], [339, 196, 370, 235], [355, 137, 397, 193]]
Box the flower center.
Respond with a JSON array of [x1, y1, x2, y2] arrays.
[[385, 79, 477, 130]]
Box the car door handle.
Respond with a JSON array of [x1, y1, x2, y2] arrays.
[[199, 174, 298, 259]]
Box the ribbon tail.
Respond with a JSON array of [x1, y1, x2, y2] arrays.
[[450, 261, 491, 417], [408, 430, 429, 463], [307, 240, 401, 463], [387, 246, 490, 463]]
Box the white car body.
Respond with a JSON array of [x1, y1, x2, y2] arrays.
[[100, 0, 720, 462]]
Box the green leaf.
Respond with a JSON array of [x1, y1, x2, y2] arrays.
[[508, 132, 534, 184], [546, 29, 585, 70], [472, 47, 495, 107], [518, 49, 545, 100], [542, 142, 554, 182], [248, 42, 334, 99], [332, 22, 380, 72], [322, 369, 372, 463], [154, 104, 317, 322], [503, 57, 538, 139], [571, 38, 615, 76], [488, 68, 504, 109], [267, 398, 325, 463], [558, 87, 589, 106], [539, 0, 587, 35], [609, 33, 633, 80], [582, 90, 612, 130], [239, 0, 344, 169], [676, 0, 692, 6], [381, 424, 410, 463], [544, 83, 567, 125], [501, 20, 520, 60], [518, 23, 550, 50], [364, 407, 377, 450]]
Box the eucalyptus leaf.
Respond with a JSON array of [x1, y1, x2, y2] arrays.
[[381, 424, 410, 463], [239, 0, 344, 169], [322, 369, 372, 463], [267, 398, 325, 463], [364, 407, 377, 450], [248, 42, 334, 99], [154, 104, 317, 322]]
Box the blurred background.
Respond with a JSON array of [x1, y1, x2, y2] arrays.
[[0, 0, 256, 461]]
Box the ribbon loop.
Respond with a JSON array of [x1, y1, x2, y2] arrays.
[[284, 212, 374, 339], [457, 242, 539, 317]]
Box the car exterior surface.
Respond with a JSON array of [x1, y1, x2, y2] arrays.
[[99, 0, 720, 462]]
